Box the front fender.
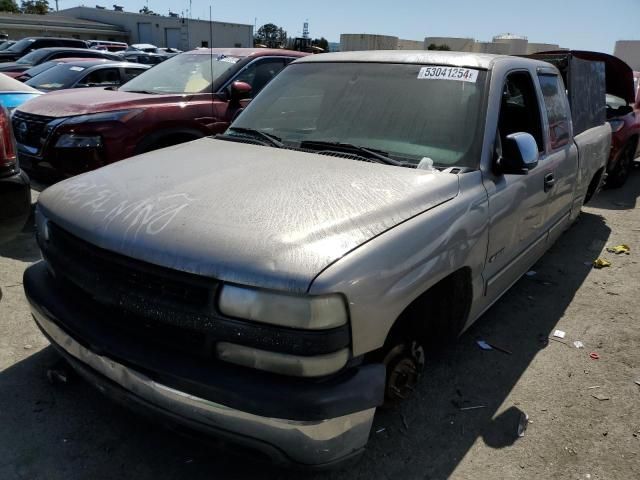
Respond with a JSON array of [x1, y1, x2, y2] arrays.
[[309, 171, 489, 356]]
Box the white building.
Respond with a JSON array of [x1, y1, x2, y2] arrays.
[[614, 40, 640, 71], [53, 6, 253, 50]]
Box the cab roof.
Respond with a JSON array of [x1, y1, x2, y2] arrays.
[[294, 50, 549, 70], [188, 48, 307, 58]]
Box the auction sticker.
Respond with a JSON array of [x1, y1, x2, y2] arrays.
[[418, 66, 479, 83]]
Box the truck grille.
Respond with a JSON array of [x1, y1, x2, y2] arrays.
[[12, 111, 56, 150], [42, 222, 217, 332]]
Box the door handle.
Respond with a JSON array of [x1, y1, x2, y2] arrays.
[[544, 173, 555, 192]]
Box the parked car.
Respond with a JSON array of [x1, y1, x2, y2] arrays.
[[118, 51, 166, 65], [0, 37, 88, 62], [0, 73, 42, 112], [25, 61, 149, 92], [10, 57, 115, 82], [0, 40, 15, 51], [0, 47, 122, 74], [87, 40, 128, 52], [13, 48, 306, 180], [531, 50, 639, 188], [24, 51, 610, 467], [0, 104, 30, 244]]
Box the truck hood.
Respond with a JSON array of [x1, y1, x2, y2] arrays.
[[38, 138, 459, 293], [16, 87, 189, 117]]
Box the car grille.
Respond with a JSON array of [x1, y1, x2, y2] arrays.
[[41, 223, 217, 336], [12, 111, 56, 151]]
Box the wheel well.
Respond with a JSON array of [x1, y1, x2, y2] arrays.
[[384, 267, 473, 350], [136, 130, 204, 154], [584, 166, 605, 204]]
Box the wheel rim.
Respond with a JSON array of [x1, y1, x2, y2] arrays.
[[384, 341, 425, 402]]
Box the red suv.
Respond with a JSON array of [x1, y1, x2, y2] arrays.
[[13, 48, 307, 181]]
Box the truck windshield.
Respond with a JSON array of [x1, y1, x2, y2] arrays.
[[119, 53, 242, 94], [232, 62, 487, 168]]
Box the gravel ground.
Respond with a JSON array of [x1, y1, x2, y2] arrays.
[[0, 170, 638, 480]]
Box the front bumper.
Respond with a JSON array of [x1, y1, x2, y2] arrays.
[[24, 262, 384, 467], [0, 168, 30, 244]]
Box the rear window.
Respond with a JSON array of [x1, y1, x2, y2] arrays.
[[7, 38, 37, 53], [538, 74, 571, 150], [26, 64, 86, 91]]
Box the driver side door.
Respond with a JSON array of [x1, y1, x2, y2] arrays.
[[481, 69, 552, 302]]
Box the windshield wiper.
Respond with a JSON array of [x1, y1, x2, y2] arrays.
[[120, 89, 158, 94], [227, 127, 284, 148], [299, 140, 405, 167]]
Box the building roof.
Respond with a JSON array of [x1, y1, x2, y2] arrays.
[[0, 12, 126, 31], [56, 6, 252, 28]]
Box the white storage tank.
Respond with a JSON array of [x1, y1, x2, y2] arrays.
[[492, 33, 528, 55]]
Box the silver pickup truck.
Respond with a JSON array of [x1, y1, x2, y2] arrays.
[[24, 51, 610, 467]]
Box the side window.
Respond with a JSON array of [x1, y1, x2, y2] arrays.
[[79, 68, 120, 86], [498, 71, 544, 152], [538, 74, 571, 150], [50, 51, 73, 60], [233, 58, 287, 96], [122, 67, 145, 82]]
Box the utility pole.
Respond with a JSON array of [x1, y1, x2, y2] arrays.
[[55, 0, 59, 11]]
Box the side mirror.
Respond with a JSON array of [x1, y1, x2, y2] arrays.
[[496, 132, 539, 175], [229, 81, 252, 105]]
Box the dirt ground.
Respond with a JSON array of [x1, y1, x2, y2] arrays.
[[1, 170, 639, 480]]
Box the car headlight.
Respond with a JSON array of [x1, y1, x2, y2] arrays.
[[55, 134, 102, 148], [608, 119, 625, 133], [218, 284, 348, 330], [62, 109, 143, 125]]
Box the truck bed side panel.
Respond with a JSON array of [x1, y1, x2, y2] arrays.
[[572, 123, 611, 214]]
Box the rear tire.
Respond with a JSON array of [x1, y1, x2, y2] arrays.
[[606, 142, 635, 189]]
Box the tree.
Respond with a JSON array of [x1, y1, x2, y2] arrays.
[[254, 23, 287, 48], [427, 43, 451, 51], [312, 37, 329, 51], [20, 0, 50, 14], [0, 0, 20, 13]]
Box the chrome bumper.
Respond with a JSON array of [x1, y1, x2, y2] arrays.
[[32, 308, 375, 466]]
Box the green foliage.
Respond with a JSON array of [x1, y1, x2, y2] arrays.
[[254, 23, 287, 48], [427, 43, 451, 51], [312, 37, 329, 51], [20, 0, 50, 14], [0, 0, 20, 13]]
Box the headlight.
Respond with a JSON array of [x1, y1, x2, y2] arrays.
[[55, 134, 102, 148], [216, 343, 349, 377], [218, 284, 348, 330], [608, 119, 625, 133], [62, 109, 143, 125]]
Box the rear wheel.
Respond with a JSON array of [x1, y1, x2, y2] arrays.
[[606, 142, 635, 189]]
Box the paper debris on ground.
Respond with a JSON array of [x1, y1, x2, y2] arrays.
[[593, 258, 611, 269], [553, 330, 566, 339], [476, 340, 493, 351], [525, 270, 537, 277], [606, 244, 630, 255], [573, 340, 585, 349], [517, 412, 529, 437]]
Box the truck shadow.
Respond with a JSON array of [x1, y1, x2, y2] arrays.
[[587, 164, 640, 210], [0, 206, 40, 263], [0, 212, 610, 480]]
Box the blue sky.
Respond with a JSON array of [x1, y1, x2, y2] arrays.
[[63, 0, 638, 53]]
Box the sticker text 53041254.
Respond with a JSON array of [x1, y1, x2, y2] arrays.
[[417, 66, 479, 83]]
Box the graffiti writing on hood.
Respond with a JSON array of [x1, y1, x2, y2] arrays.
[[57, 180, 195, 238]]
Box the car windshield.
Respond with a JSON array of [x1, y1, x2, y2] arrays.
[[7, 38, 35, 53], [119, 52, 242, 94], [22, 60, 59, 78], [26, 64, 86, 91], [16, 49, 49, 65], [0, 41, 13, 51], [232, 62, 487, 168]]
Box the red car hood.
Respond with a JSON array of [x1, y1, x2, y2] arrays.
[[16, 87, 192, 117]]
